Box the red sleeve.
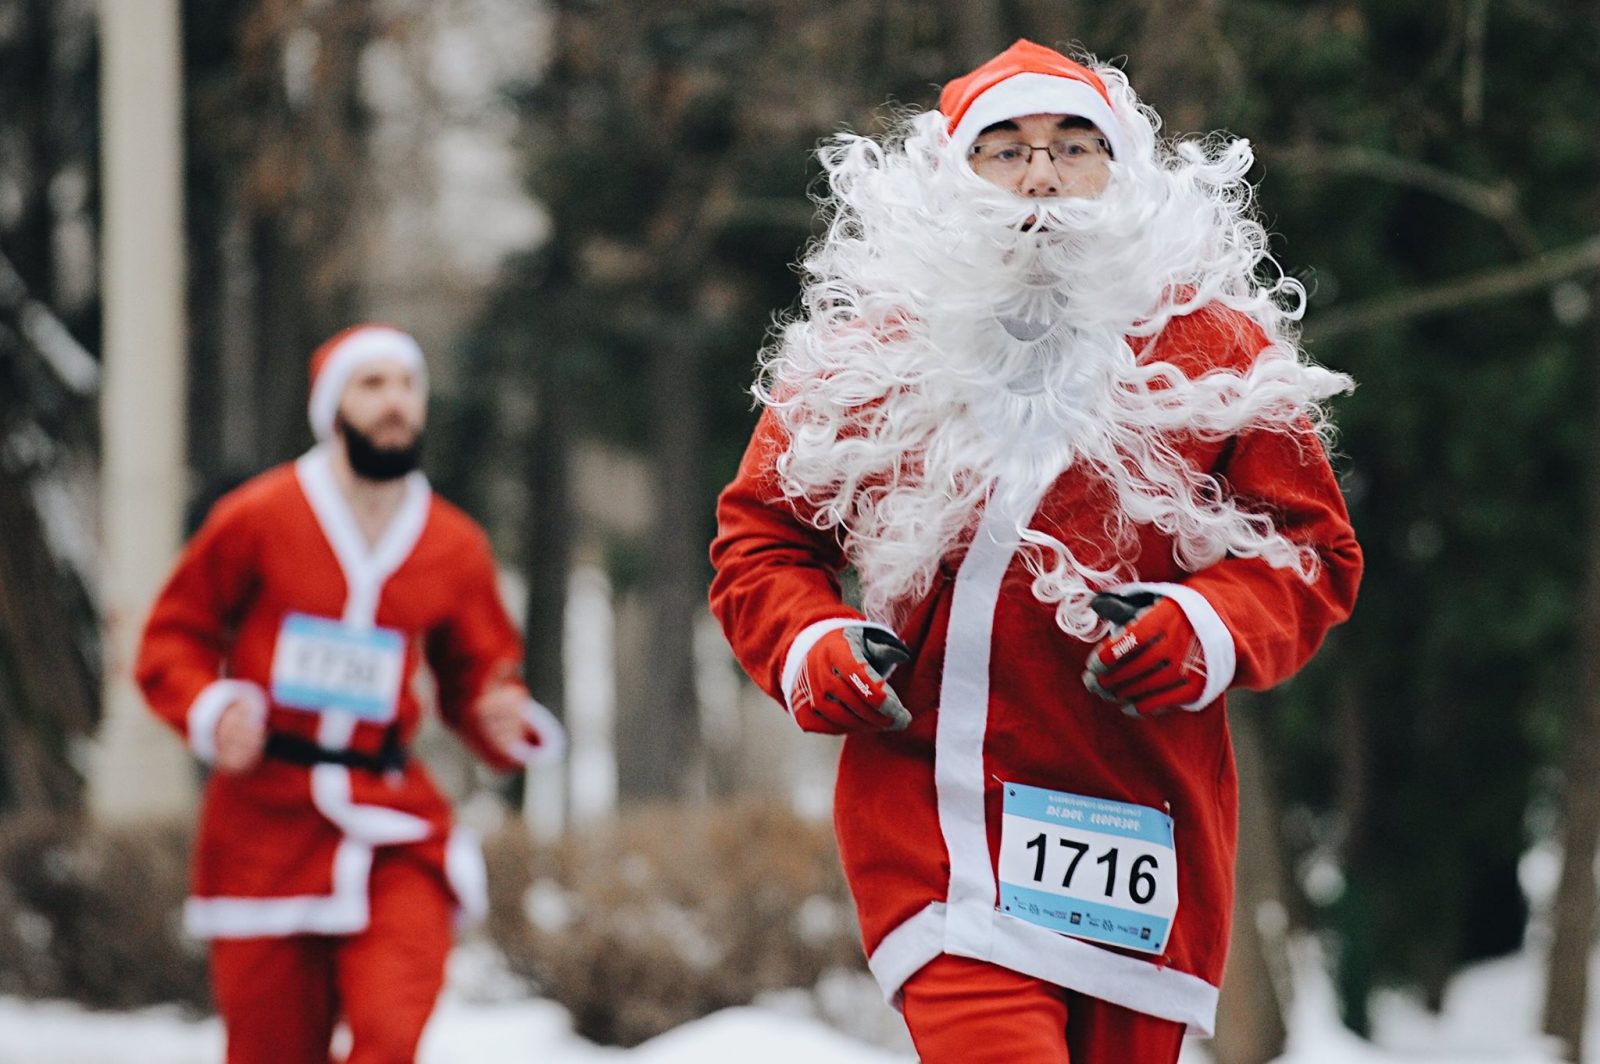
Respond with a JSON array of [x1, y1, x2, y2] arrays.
[[1150, 305, 1362, 690], [135, 490, 263, 741], [1185, 426, 1363, 690], [708, 408, 863, 703], [424, 523, 528, 771]]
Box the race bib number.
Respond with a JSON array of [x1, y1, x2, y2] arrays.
[[270, 613, 404, 723], [997, 782, 1178, 955]]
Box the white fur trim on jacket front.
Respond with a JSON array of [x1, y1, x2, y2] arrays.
[[887, 478, 1225, 1034]]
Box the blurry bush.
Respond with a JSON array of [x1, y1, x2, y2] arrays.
[[484, 797, 868, 1047], [0, 812, 208, 1011]]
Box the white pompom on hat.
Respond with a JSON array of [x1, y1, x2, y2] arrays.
[[306, 324, 429, 441], [940, 38, 1126, 159]]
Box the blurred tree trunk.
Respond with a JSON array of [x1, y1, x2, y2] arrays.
[[524, 369, 571, 723], [0, 453, 96, 811], [187, 0, 376, 495], [1214, 693, 1290, 1064], [1543, 274, 1600, 1063], [629, 323, 707, 800], [0, 0, 100, 816]]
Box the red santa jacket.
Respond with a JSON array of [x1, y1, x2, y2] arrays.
[[709, 305, 1362, 1033], [137, 445, 559, 939]]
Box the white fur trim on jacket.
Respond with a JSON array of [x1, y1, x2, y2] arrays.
[[895, 476, 1225, 1033], [186, 679, 267, 764], [1110, 581, 1237, 709]]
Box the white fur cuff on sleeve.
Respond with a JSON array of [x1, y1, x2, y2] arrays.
[[187, 679, 268, 763], [780, 617, 902, 715], [507, 698, 568, 766]]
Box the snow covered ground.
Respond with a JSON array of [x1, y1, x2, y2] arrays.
[[1, 935, 1592, 1064]]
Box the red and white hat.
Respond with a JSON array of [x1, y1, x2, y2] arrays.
[[940, 39, 1125, 160], [306, 324, 428, 441]]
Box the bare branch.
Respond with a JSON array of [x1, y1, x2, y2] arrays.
[[1264, 144, 1540, 255], [1462, 0, 1490, 127], [0, 251, 99, 396], [1309, 234, 1600, 340]]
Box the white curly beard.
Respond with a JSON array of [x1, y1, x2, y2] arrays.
[[756, 69, 1353, 640]]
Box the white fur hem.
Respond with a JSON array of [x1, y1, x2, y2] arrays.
[[186, 680, 267, 764], [865, 901, 1221, 1035], [1111, 581, 1237, 709], [183, 839, 372, 939]]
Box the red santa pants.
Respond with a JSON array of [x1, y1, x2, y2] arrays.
[[900, 954, 1186, 1064], [209, 846, 454, 1064]]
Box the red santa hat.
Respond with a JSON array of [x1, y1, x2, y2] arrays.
[[306, 324, 429, 441], [940, 39, 1126, 160]]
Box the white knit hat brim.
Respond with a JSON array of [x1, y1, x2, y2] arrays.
[[307, 327, 428, 441], [949, 72, 1125, 159]]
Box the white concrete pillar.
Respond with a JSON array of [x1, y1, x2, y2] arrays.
[[88, 0, 195, 821]]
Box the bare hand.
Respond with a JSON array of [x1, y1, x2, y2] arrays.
[[213, 699, 267, 775], [474, 684, 527, 759]]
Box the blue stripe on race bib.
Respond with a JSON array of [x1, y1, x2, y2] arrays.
[[270, 613, 405, 723], [1000, 881, 1172, 954], [1003, 782, 1173, 847]]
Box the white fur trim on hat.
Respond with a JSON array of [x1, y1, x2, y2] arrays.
[[307, 326, 429, 442], [949, 72, 1125, 160]]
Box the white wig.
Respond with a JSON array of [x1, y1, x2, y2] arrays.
[[755, 59, 1352, 639]]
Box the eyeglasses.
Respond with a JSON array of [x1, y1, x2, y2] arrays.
[[968, 136, 1111, 178]]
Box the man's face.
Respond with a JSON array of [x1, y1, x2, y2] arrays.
[[336, 358, 425, 452], [968, 113, 1112, 200]]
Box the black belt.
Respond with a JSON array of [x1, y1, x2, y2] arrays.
[[264, 729, 408, 774]]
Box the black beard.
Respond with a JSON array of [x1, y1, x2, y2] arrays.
[[338, 415, 421, 481]]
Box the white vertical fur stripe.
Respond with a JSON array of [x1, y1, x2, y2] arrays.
[[186, 679, 267, 763], [310, 763, 431, 846], [934, 482, 1034, 958], [1110, 580, 1237, 709], [877, 485, 1226, 1033]]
